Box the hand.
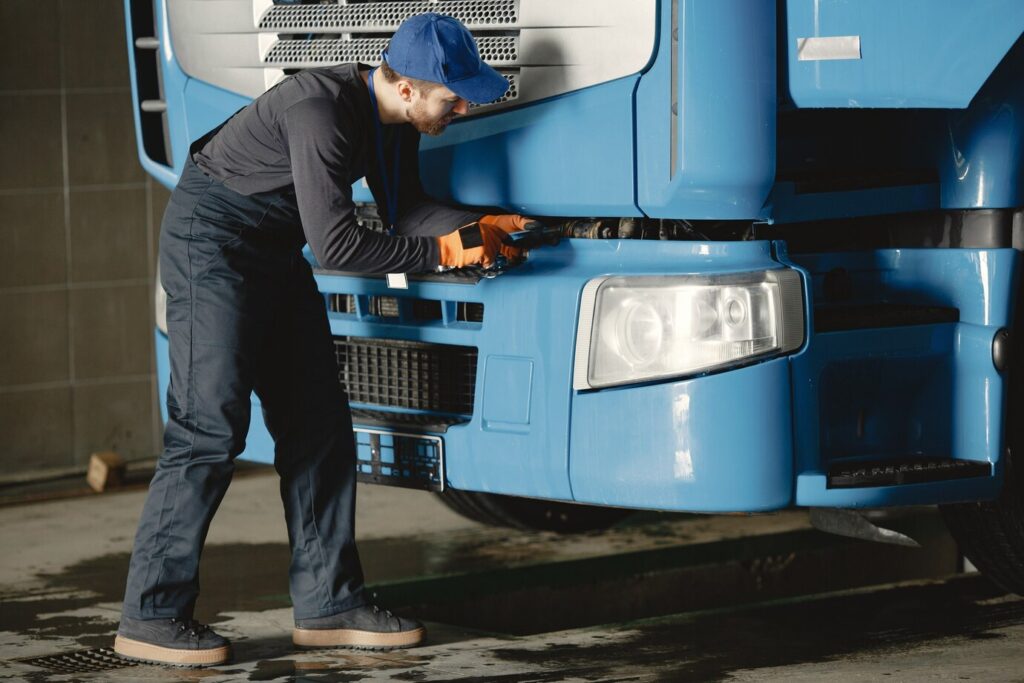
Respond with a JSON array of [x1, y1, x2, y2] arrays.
[[478, 214, 543, 237], [437, 221, 524, 269], [480, 214, 556, 257]]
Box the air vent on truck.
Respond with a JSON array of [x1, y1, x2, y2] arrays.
[[334, 337, 478, 416], [258, 0, 518, 31], [128, 0, 172, 167], [164, 0, 656, 112]]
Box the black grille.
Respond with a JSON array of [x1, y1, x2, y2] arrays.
[[335, 337, 477, 414], [128, 0, 171, 166], [329, 293, 484, 323]]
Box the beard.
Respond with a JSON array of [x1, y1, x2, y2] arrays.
[[409, 100, 456, 136]]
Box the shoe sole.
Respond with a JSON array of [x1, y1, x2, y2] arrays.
[[292, 626, 426, 650], [113, 635, 232, 667]]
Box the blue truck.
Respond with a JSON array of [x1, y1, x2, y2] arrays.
[[124, 0, 1024, 591]]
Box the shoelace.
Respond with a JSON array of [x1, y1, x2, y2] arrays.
[[170, 617, 210, 638], [370, 605, 395, 619]]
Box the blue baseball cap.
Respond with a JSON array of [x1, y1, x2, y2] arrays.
[[382, 13, 509, 104]]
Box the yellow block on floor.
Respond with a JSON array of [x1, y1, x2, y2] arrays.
[[86, 451, 125, 493]]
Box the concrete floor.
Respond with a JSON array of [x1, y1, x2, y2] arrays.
[[2, 469, 1023, 682]]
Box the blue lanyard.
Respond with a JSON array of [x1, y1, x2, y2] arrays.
[[367, 67, 400, 236]]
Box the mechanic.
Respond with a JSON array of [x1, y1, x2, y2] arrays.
[[114, 12, 537, 667]]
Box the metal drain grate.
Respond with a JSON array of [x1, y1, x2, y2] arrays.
[[16, 648, 138, 673]]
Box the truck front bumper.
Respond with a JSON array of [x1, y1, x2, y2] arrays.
[[154, 241, 1013, 512]]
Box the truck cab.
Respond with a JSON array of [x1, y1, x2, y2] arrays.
[[125, 0, 1024, 587]]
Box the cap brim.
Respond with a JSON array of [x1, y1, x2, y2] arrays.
[[446, 63, 510, 105]]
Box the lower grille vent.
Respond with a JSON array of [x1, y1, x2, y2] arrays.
[[334, 337, 477, 414], [329, 294, 483, 323]]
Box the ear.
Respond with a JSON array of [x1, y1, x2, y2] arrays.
[[396, 80, 415, 102]]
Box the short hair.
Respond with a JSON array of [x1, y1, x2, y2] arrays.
[[380, 61, 441, 93]]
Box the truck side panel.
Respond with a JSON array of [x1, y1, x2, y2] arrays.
[[785, 0, 1024, 108], [635, 0, 777, 220]]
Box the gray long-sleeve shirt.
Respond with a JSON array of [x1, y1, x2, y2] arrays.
[[193, 63, 441, 273]]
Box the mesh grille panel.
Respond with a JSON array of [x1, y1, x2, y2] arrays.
[[267, 37, 388, 65], [477, 36, 518, 62], [266, 36, 518, 66], [261, 0, 518, 31], [335, 337, 477, 414]]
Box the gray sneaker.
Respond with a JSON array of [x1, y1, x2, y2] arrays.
[[114, 616, 231, 667], [293, 604, 425, 650]]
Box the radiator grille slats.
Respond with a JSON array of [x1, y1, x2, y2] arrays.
[[335, 338, 477, 415], [168, 0, 658, 107], [266, 36, 518, 68], [260, 0, 518, 32]]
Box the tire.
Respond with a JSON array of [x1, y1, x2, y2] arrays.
[[940, 457, 1024, 594], [940, 321, 1024, 594], [437, 489, 632, 533]]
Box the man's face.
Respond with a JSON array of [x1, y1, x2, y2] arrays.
[[407, 85, 469, 136]]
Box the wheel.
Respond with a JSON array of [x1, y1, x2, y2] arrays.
[[940, 454, 1024, 594], [437, 488, 632, 533], [940, 322, 1024, 594]]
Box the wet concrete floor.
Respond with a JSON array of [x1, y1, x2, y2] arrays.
[[2, 469, 1022, 681]]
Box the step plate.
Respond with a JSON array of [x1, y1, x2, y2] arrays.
[[827, 458, 991, 489], [354, 428, 445, 492]]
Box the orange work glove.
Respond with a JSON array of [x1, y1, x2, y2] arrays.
[[478, 214, 542, 236], [480, 214, 550, 259], [437, 221, 524, 269]]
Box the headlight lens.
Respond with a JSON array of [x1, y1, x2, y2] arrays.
[[574, 270, 804, 390]]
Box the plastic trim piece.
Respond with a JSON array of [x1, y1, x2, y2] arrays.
[[573, 279, 602, 392], [796, 36, 861, 61]]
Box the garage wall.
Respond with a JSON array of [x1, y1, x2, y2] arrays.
[[0, 0, 171, 477]]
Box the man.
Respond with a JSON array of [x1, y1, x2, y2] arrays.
[[114, 13, 536, 667]]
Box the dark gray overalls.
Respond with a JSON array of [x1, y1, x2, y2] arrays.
[[122, 66, 482, 621]]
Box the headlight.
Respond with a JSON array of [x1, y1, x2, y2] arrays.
[[573, 270, 805, 390]]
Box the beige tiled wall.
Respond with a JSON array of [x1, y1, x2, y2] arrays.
[[0, 0, 172, 476]]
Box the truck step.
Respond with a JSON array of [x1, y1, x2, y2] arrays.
[[827, 458, 991, 489]]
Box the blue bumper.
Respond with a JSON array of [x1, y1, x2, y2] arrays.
[[155, 241, 1015, 512]]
